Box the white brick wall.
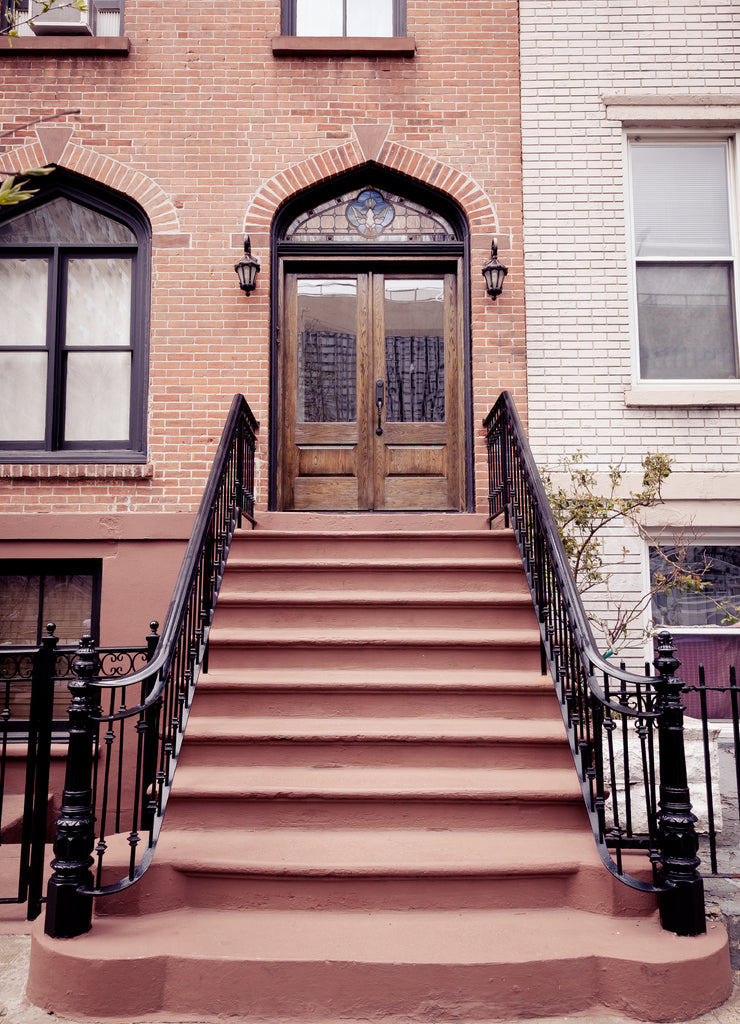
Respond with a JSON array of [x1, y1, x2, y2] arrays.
[[520, 1, 740, 652]]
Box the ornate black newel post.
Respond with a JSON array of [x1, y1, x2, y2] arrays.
[[653, 631, 706, 936], [44, 635, 99, 938]]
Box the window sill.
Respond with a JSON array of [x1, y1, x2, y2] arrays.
[[271, 35, 416, 57], [0, 36, 129, 56], [0, 462, 153, 479], [625, 384, 740, 408]]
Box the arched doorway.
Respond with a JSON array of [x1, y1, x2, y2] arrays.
[[271, 168, 471, 511]]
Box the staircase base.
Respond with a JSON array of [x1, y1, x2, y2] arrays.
[[29, 909, 731, 1023], [25, 514, 734, 1022]]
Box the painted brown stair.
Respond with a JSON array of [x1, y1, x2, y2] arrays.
[[29, 513, 731, 1023]]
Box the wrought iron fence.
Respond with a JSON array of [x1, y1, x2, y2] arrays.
[[43, 394, 258, 938], [0, 629, 150, 919], [485, 391, 707, 937], [679, 669, 740, 879]]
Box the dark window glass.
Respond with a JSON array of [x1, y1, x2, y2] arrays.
[[0, 560, 101, 726]]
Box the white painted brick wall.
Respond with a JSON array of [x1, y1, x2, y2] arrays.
[[520, 1, 740, 649]]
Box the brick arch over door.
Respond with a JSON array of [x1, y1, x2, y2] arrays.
[[242, 140, 499, 239]]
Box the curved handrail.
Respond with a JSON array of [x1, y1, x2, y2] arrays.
[[49, 394, 259, 901], [484, 392, 652, 702], [485, 392, 669, 893], [89, 393, 258, 716]]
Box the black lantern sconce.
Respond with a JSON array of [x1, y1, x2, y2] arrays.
[[481, 241, 508, 301], [234, 236, 261, 294]]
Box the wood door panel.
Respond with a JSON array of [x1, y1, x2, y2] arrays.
[[297, 445, 357, 477], [385, 445, 446, 477], [293, 477, 360, 510], [382, 476, 455, 510], [294, 423, 359, 443]]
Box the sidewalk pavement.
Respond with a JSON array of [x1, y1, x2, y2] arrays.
[[1, 930, 740, 1024]]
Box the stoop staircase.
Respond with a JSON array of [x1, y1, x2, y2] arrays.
[[29, 514, 731, 1023]]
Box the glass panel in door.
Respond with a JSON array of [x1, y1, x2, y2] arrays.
[[384, 278, 445, 423], [297, 278, 358, 422], [282, 275, 368, 511]]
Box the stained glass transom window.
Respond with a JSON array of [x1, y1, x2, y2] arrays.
[[285, 188, 457, 243]]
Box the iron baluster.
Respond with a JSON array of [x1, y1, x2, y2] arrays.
[[731, 666, 740, 828], [696, 664, 719, 874]]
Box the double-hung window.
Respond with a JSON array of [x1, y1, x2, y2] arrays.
[[629, 138, 738, 381], [0, 171, 150, 461], [282, 0, 405, 37]]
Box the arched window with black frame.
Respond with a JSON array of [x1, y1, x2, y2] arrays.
[[0, 169, 151, 461]]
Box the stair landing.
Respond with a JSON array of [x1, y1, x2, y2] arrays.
[[27, 513, 732, 1023]]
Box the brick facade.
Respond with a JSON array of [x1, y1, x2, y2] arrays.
[[0, 0, 525, 519]]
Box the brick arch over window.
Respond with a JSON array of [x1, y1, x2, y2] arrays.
[[242, 141, 499, 238], [4, 140, 182, 237]]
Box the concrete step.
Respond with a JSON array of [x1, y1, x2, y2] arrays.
[[192, 666, 560, 719], [205, 628, 543, 673], [249, 512, 494, 532], [95, 828, 652, 918], [212, 591, 538, 631], [177, 715, 572, 770], [164, 765, 588, 831], [29, 906, 732, 1023], [228, 527, 516, 562], [220, 560, 530, 594]]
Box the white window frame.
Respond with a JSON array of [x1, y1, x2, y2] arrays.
[[626, 131, 740, 395]]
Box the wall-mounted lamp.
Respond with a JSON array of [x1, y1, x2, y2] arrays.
[[481, 241, 508, 301], [234, 236, 261, 294]]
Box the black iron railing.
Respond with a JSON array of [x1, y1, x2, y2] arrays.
[[0, 630, 151, 919], [679, 667, 740, 878], [43, 394, 258, 938], [485, 391, 706, 936]]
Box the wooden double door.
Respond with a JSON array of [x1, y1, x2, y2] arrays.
[[278, 266, 464, 510]]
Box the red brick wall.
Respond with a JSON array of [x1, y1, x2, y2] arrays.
[[0, 0, 524, 516]]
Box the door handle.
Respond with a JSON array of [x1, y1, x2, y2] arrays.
[[375, 379, 384, 435]]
